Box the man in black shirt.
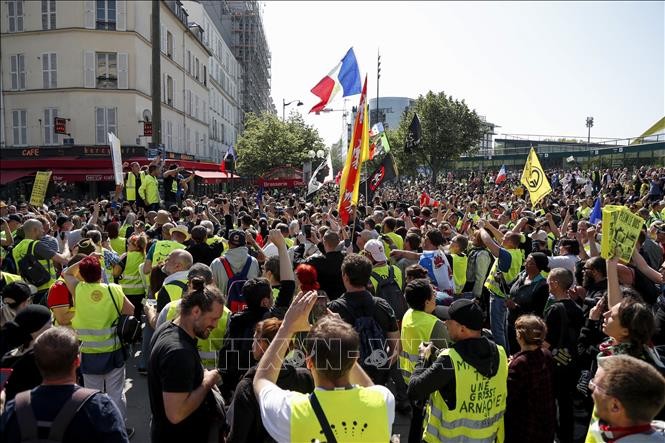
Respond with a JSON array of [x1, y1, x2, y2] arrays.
[[148, 281, 225, 443], [544, 267, 584, 443], [327, 253, 400, 384], [186, 225, 223, 266], [305, 230, 345, 300]]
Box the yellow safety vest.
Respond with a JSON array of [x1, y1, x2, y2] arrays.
[[484, 249, 523, 298], [72, 282, 124, 354], [369, 264, 403, 293], [451, 253, 468, 295], [284, 237, 294, 249], [110, 236, 126, 254], [118, 224, 130, 239], [547, 232, 556, 252], [1, 272, 22, 285], [424, 346, 508, 443], [400, 308, 439, 383], [11, 239, 56, 292], [125, 171, 144, 201], [383, 231, 404, 260], [166, 302, 231, 369], [206, 236, 228, 251], [290, 387, 390, 442], [119, 251, 145, 296], [140, 174, 160, 204], [152, 240, 184, 267], [158, 279, 188, 304]]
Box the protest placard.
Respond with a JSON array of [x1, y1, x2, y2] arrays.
[[29, 171, 52, 207], [600, 205, 644, 262]]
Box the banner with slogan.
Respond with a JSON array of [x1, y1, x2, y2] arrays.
[[108, 132, 123, 186], [520, 147, 552, 206], [29, 171, 52, 207], [600, 205, 644, 262]]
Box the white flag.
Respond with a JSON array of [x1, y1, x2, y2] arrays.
[[307, 150, 334, 196], [108, 132, 123, 186]]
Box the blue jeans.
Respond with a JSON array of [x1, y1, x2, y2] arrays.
[[490, 293, 508, 352]]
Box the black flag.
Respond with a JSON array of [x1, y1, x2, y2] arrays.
[[361, 154, 398, 201], [404, 113, 422, 153]]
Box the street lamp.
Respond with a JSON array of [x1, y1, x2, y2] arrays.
[[586, 116, 594, 166], [282, 98, 303, 120], [304, 149, 325, 185]]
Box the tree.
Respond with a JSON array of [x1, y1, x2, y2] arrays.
[[329, 138, 345, 173], [235, 112, 326, 177], [390, 91, 484, 184]]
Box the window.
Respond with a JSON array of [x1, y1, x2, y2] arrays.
[[96, 0, 116, 30], [12, 110, 27, 146], [8, 0, 24, 32], [187, 50, 191, 74], [186, 127, 191, 150], [166, 121, 173, 149], [44, 108, 58, 145], [202, 102, 207, 123], [10, 54, 26, 90], [166, 75, 173, 106], [203, 66, 207, 86], [96, 52, 117, 88], [195, 95, 199, 120], [195, 58, 200, 81], [195, 130, 199, 155], [42, 53, 57, 88], [41, 0, 56, 29], [95, 107, 117, 144], [166, 31, 174, 58], [186, 90, 191, 115]]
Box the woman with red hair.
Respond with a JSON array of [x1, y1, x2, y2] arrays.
[[62, 254, 135, 437], [295, 264, 320, 293]]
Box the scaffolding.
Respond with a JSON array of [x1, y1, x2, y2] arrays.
[[220, 1, 272, 116]]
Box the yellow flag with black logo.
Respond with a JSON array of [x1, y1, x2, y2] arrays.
[[521, 147, 551, 206]]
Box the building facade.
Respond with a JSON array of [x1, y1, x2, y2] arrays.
[[181, 0, 243, 163], [368, 96, 414, 130], [219, 0, 272, 115], [1, 0, 212, 160]]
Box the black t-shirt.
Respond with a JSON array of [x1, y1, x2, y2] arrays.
[[327, 290, 399, 333], [148, 322, 210, 443], [544, 299, 584, 360]]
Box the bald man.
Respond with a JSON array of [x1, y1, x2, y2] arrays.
[[156, 250, 193, 312]]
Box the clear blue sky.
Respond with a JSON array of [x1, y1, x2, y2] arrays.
[[263, 1, 664, 145]]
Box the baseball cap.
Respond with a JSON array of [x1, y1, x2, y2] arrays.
[[170, 225, 191, 241], [228, 230, 246, 247], [438, 299, 484, 331], [76, 238, 96, 255], [364, 239, 386, 262]]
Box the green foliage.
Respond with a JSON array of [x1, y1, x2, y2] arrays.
[[390, 91, 484, 183], [236, 112, 326, 177]]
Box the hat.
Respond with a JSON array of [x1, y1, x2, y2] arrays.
[[170, 225, 191, 241], [529, 230, 548, 242], [76, 238, 96, 255], [364, 239, 386, 262], [228, 230, 246, 247], [439, 299, 484, 331], [0, 201, 6, 208], [154, 210, 170, 225], [11, 304, 52, 334], [2, 281, 37, 307]]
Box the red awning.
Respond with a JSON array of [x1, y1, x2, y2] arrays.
[[0, 170, 33, 185], [51, 169, 114, 182], [194, 170, 240, 183]]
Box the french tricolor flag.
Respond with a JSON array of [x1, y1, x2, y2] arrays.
[[495, 164, 507, 185], [309, 48, 361, 113]]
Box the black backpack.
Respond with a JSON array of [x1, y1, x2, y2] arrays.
[[18, 241, 51, 287], [371, 267, 408, 321], [353, 298, 390, 383], [15, 387, 99, 443]]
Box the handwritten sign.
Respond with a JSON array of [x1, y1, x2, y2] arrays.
[[108, 132, 123, 186], [29, 171, 52, 207]]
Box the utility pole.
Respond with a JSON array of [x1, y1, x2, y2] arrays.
[[586, 116, 594, 167], [376, 49, 381, 128], [151, 0, 161, 145]]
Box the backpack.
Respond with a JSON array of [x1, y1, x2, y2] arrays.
[[371, 267, 408, 321], [354, 303, 389, 383], [465, 248, 491, 286], [18, 241, 51, 287], [222, 257, 252, 313], [14, 387, 99, 443]]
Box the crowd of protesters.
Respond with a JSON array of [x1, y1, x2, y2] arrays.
[[0, 159, 665, 442]]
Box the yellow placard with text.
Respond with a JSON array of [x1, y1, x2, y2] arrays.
[[29, 171, 52, 207]]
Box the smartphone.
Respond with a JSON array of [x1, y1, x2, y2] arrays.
[[310, 295, 329, 323]]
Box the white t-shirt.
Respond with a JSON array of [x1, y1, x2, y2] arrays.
[[258, 383, 395, 442]]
